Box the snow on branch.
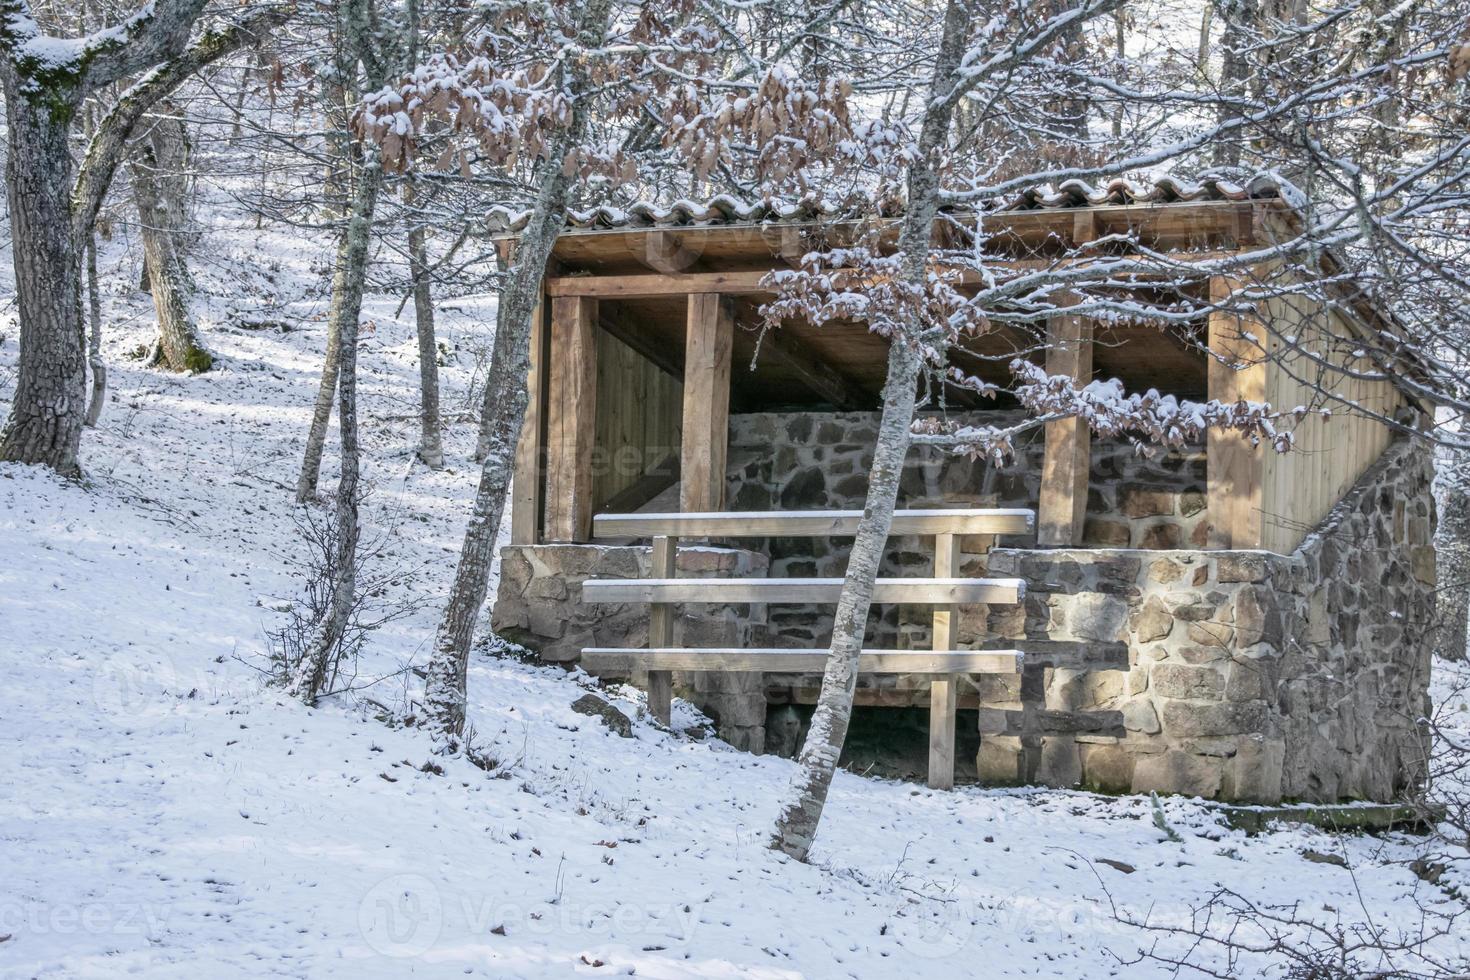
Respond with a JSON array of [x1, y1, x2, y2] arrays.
[[354, 44, 572, 175], [912, 360, 1304, 463]]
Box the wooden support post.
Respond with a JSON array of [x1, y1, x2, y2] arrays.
[[928, 531, 962, 790], [648, 535, 676, 725], [1206, 276, 1267, 549], [546, 295, 598, 542], [510, 296, 547, 545], [680, 294, 734, 513], [1037, 309, 1093, 546]]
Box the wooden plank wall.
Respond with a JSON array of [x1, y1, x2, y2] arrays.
[[593, 328, 683, 512], [1256, 291, 1401, 554]]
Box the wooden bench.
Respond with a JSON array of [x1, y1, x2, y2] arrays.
[[578, 508, 1033, 789]]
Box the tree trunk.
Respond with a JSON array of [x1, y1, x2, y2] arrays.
[[770, 0, 971, 861], [421, 0, 617, 747], [0, 86, 87, 475], [769, 340, 922, 858], [296, 309, 343, 502], [1436, 451, 1470, 662], [130, 113, 212, 373], [297, 49, 362, 502], [289, 146, 383, 702], [1212, 0, 1255, 168], [408, 208, 444, 468], [84, 234, 107, 427]]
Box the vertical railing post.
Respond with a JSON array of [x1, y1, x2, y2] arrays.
[[648, 534, 677, 725], [928, 530, 962, 790]]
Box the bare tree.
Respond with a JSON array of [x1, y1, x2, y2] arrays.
[[0, 0, 287, 474], [289, 0, 389, 702], [129, 106, 213, 373]]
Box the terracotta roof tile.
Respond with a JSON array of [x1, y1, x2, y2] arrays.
[[485, 174, 1292, 234]]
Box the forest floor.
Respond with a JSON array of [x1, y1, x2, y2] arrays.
[[1, 204, 1469, 979]]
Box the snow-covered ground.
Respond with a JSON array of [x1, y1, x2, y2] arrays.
[[2, 195, 1469, 979]]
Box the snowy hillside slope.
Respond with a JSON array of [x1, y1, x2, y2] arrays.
[[2, 195, 1469, 979]]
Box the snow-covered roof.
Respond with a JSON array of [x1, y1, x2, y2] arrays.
[[486, 173, 1292, 234]]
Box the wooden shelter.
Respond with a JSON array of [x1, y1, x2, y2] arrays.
[[503, 176, 1404, 556], [491, 176, 1435, 803]]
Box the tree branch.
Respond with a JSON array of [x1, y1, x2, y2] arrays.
[[71, 5, 293, 242]]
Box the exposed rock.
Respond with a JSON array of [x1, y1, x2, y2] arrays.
[[571, 693, 633, 738]]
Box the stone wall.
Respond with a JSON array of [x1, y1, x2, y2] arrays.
[[493, 412, 1435, 803], [979, 436, 1436, 802], [725, 411, 1207, 649], [493, 544, 771, 751]]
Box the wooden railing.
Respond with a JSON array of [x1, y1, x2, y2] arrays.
[[579, 507, 1033, 789]]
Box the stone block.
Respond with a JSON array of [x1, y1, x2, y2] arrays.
[[1225, 661, 1268, 701], [1067, 593, 1129, 641], [1121, 486, 1176, 518], [1220, 736, 1285, 803], [1165, 593, 1217, 621], [1234, 586, 1280, 646], [1217, 554, 1269, 583], [1178, 645, 1228, 665], [1084, 518, 1131, 547], [1160, 699, 1268, 738], [977, 736, 1026, 785], [1149, 558, 1185, 584], [1131, 750, 1223, 799], [1123, 698, 1161, 734], [1151, 663, 1225, 700], [527, 577, 568, 601], [1411, 545, 1436, 585], [1037, 736, 1082, 787], [1137, 521, 1182, 550], [1134, 595, 1174, 642], [528, 603, 571, 640], [1187, 620, 1234, 647], [1080, 743, 1136, 793]]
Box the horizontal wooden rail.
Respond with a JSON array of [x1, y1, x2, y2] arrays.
[[583, 648, 1024, 673], [582, 576, 1025, 605], [593, 508, 1034, 539]]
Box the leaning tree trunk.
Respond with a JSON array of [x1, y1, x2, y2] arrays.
[[1435, 450, 1470, 662], [770, 0, 971, 861], [84, 234, 107, 427], [296, 72, 361, 501], [130, 114, 212, 373], [296, 312, 344, 502], [0, 84, 88, 475], [289, 146, 383, 702], [421, 0, 617, 748], [408, 206, 444, 468], [769, 341, 922, 858]]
